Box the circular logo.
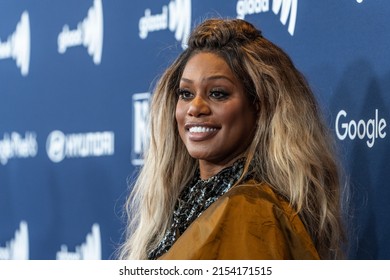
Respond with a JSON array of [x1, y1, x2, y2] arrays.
[[46, 130, 66, 163]]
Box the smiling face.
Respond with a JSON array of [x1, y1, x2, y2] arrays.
[[175, 52, 257, 178]]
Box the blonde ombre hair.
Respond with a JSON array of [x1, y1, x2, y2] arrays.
[[119, 18, 345, 260]]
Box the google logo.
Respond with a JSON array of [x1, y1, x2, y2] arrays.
[[335, 109, 387, 148]]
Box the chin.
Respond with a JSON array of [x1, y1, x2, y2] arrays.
[[187, 151, 214, 161]]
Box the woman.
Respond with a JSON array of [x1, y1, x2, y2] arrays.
[[119, 18, 345, 260]]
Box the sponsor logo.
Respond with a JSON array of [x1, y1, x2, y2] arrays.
[[0, 221, 29, 260], [236, 0, 298, 36], [131, 92, 151, 166], [335, 109, 387, 148], [0, 11, 30, 76], [139, 0, 192, 48], [56, 223, 101, 260], [58, 0, 104, 64], [46, 130, 115, 163], [0, 132, 38, 165]]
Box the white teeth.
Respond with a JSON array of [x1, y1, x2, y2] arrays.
[[189, 126, 217, 133]]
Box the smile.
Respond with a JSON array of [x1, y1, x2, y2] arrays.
[[185, 124, 220, 141], [188, 126, 218, 133]]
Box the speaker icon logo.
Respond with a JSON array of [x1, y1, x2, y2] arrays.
[[139, 0, 192, 49], [236, 0, 298, 36], [56, 224, 102, 260], [57, 0, 104, 65], [0, 11, 31, 76], [0, 221, 29, 260]]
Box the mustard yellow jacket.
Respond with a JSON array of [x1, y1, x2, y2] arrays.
[[159, 180, 319, 259]]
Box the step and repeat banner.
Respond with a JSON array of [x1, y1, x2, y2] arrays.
[[0, 0, 389, 260]]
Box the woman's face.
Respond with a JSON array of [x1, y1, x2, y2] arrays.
[[175, 52, 257, 174]]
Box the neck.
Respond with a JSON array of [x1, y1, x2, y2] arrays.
[[198, 155, 245, 180]]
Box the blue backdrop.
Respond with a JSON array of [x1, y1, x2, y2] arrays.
[[0, 0, 389, 260]]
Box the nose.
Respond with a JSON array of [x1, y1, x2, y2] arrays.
[[187, 95, 211, 117]]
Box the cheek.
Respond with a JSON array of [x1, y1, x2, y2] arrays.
[[216, 104, 247, 125], [175, 102, 186, 125], [175, 103, 188, 142], [221, 105, 256, 134]]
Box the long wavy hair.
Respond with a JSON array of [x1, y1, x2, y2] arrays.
[[119, 18, 346, 260]]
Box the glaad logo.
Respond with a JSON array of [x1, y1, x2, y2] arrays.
[[0, 132, 38, 165], [58, 0, 104, 64], [0, 221, 29, 260], [131, 92, 151, 166], [56, 223, 101, 260], [335, 109, 387, 148], [0, 11, 30, 76], [139, 0, 192, 48], [46, 130, 115, 163], [236, 0, 298, 36]]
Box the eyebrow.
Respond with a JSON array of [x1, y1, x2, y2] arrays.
[[180, 75, 235, 84]]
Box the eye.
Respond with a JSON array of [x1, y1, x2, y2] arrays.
[[210, 89, 229, 100], [177, 88, 194, 100]]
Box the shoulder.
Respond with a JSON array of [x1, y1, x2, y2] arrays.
[[221, 179, 295, 220], [225, 179, 281, 203], [206, 180, 320, 259]]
